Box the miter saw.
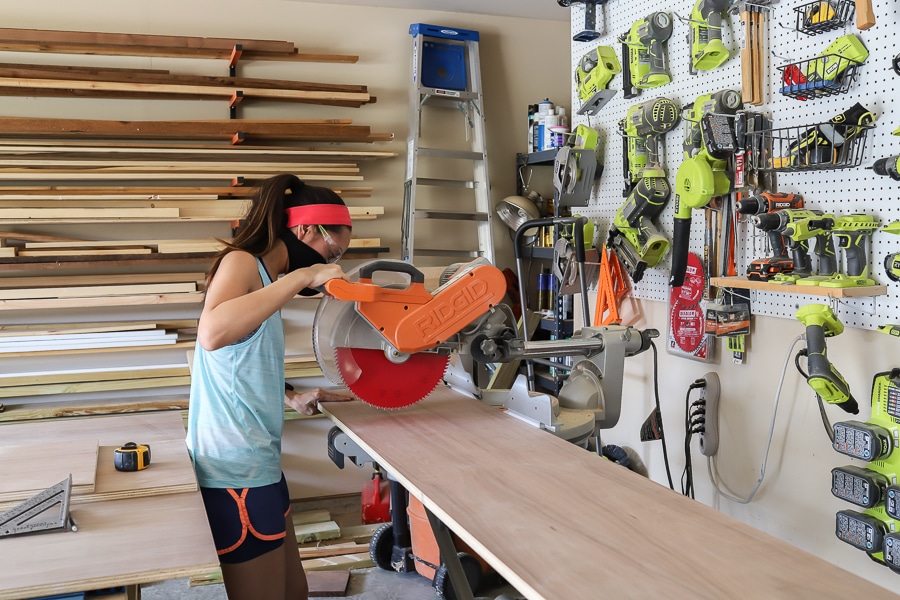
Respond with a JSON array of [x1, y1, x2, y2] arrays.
[[314, 257, 656, 446]]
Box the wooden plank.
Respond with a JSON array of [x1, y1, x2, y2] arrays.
[[0, 247, 14, 257], [0, 397, 190, 423], [0, 272, 205, 288], [0, 208, 178, 219], [0, 282, 195, 300], [0, 27, 297, 53], [0, 363, 188, 388], [0, 78, 370, 103], [0, 173, 363, 182], [302, 552, 373, 572], [18, 248, 152, 257], [84, 440, 197, 503], [0, 439, 98, 503], [292, 509, 332, 527], [0, 335, 179, 354], [709, 277, 888, 298], [0, 412, 219, 600], [297, 542, 369, 560], [0, 185, 375, 197], [0, 292, 205, 312], [0, 160, 359, 171], [0, 63, 368, 95], [0, 375, 193, 399], [0, 322, 159, 336], [294, 521, 342, 544], [322, 391, 896, 600], [0, 142, 397, 160], [0, 117, 381, 143], [308, 571, 350, 597]]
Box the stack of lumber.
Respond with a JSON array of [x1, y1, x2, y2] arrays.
[[190, 509, 383, 588], [0, 274, 206, 308]]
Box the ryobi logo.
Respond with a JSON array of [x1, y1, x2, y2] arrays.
[[413, 278, 491, 339], [440, 29, 459, 35]]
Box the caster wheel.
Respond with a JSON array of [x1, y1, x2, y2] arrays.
[[368, 522, 394, 571], [434, 552, 481, 600]]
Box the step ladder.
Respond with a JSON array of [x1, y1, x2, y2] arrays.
[[402, 24, 494, 265]]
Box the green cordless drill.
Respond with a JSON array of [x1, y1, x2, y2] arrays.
[[870, 155, 900, 181], [688, 0, 731, 73], [750, 209, 823, 281], [670, 89, 741, 287], [795, 303, 859, 415], [811, 214, 880, 288], [620, 12, 673, 99], [608, 97, 680, 282]]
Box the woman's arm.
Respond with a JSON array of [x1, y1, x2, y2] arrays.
[[198, 252, 346, 350]]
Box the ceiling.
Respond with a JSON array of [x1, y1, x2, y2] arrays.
[[298, 0, 569, 22]]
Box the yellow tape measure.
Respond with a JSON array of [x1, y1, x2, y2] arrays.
[[114, 442, 151, 472]]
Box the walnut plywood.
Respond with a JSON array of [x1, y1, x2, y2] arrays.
[[0, 439, 99, 503], [0, 27, 357, 63], [0, 117, 384, 143], [0, 412, 217, 600], [321, 391, 897, 600]]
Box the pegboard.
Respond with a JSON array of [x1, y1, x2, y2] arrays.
[[566, 0, 900, 330]]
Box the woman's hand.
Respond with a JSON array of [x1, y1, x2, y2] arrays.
[[284, 387, 354, 416], [297, 263, 348, 292]]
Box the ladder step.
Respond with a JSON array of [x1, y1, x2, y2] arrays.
[[413, 177, 476, 188], [413, 248, 482, 259], [417, 148, 484, 161], [414, 210, 489, 221], [419, 89, 479, 101]]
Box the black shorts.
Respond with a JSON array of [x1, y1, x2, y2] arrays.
[[200, 474, 291, 564]]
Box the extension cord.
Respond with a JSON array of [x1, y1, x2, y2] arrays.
[[699, 371, 720, 456]]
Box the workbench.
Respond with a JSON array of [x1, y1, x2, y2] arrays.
[[0, 412, 218, 600], [322, 388, 899, 599]]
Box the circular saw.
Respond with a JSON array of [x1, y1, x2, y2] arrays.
[[313, 259, 508, 409]]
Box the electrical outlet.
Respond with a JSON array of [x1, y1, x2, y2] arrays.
[[699, 372, 720, 457]]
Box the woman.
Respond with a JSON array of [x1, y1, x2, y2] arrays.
[[187, 173, 353, 599]]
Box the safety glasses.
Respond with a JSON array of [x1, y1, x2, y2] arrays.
[[317, 225, 344, 263]]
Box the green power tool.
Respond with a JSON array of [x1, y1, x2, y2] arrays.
[[795, 303, 859, 415], [816, 214, 880, 288], [575, 46, 621, 115], [608, 97, 680, 282], [669, 89, 741, 287], [805, 34, 869, 84], [882, 221, 900, 283], [688, 0, 731, 73], [620, 12, 673, 100]]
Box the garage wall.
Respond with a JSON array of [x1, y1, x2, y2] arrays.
[[0, 1, 570, 498]]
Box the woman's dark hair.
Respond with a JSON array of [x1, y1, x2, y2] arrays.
[[206, 173, 347, 285]]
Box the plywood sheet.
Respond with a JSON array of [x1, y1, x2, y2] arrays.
[[86, 439, 197, 502], [0, 439, 98, 503], [0, 412, 217, 600], [322, 390, 896, 600]]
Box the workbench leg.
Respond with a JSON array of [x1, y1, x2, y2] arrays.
[[425, 506, 476, 600], [125, 584, 141, 600]]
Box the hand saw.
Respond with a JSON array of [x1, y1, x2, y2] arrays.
[[313, 259, 508, 409]]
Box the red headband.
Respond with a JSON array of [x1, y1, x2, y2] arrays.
[[285, 204, 352, 228]]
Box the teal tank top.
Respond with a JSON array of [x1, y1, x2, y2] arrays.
[[186, 258, 285, 488]]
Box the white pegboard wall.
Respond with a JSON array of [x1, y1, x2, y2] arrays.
[[567, 0, 900, 329]]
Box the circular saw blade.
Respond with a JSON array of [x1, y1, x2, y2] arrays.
[[334, 347, 449, 409]]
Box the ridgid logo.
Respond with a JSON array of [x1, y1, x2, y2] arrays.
[[414, 278, 491, 339]]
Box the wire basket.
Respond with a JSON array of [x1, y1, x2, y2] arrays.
[[777, 55, 863, 100], [747, 121, 873, 172], [793, 0, 855, 35]]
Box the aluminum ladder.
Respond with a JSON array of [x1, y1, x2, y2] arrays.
[[402, 24, 494, 264]]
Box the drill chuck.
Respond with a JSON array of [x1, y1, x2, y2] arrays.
[[872, 155, 900, 181], [751, 212, 783, 231]]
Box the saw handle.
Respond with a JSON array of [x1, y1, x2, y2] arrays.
[[670, 216, 692, 288], [358, 260, 425, 284]]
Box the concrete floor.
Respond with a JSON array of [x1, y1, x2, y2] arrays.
[[140, 567, 522, 599], [139, 495, 523, 600]]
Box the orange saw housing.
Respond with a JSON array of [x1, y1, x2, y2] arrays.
[[324, 262, 508, 353]]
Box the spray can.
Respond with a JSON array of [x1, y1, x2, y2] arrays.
[[537, 269, 552, 312]]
